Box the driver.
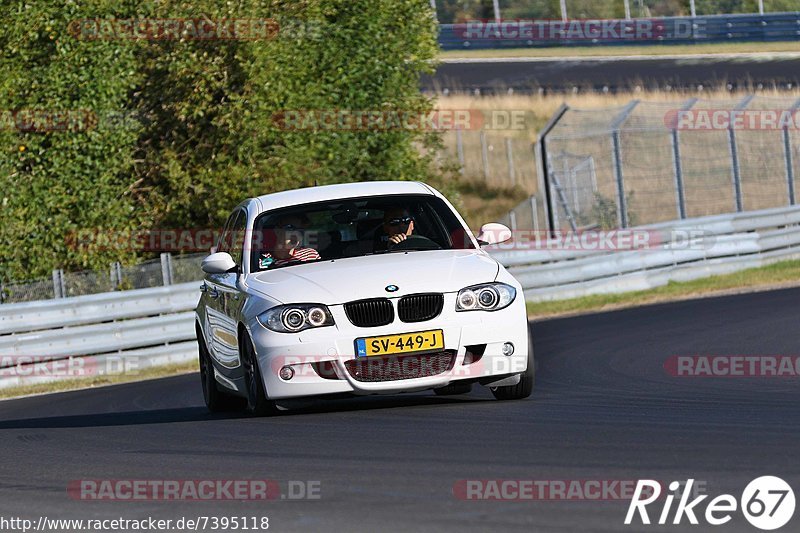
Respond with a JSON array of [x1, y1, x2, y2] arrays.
[[258, 214, 320, 269], [378, 207, 415, 249]]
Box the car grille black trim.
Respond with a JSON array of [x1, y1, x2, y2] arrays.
[[344, 298, 394, 327], [345, 351, 456, 382], [397, 293, 444, 323]]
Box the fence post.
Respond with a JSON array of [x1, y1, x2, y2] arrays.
[[559, 0, 568, 20], [536, 103, 570, 235], [671, 98, 697, 220], [110, 261, 123, 290], [689, 0, 696, 17], [161, 252, 174, 286], [480, 131, 490, 181], [530, 195, 540, 233], [505, 138, 516, 186], [456, 129, 465, 175], [610, 100, 639, 229], [729, 95, 754, 213], [52, 269, 64, 299], [0, 282, 5, 304], [783, 98, 800, 206], [509, 210, 517, 232]]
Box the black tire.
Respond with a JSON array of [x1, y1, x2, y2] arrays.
[[198, 332, 245, 412], [491, 331, 535, 401], [433, 382, 473, 396], [240, 333, 279, 416]]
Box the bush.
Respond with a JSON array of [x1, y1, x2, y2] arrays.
[[0, 0, 443, 282]]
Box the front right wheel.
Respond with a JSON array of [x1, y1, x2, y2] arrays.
[[491, 330, 535, 401]]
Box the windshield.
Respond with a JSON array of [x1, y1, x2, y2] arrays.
[[250, 194, 474, 272]]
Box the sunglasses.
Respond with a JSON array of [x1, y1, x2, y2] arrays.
[[385, 216, 413, 226]]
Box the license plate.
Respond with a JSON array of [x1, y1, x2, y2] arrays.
[[355, 329, 444, 357]]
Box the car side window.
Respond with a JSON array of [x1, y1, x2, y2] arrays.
[[229, 210, 247, 267], [216, 211, 238, 255]]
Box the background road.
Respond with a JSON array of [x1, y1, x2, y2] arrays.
[[1, 288, 799, 532], [425, 56, 800, 93]]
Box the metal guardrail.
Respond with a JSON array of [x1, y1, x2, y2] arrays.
[[490, 205, 800, 301], [439, 12, 800, 50], [0, 282, 201, 390], [2, 204, 800, 390]]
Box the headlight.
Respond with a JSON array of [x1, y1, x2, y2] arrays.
[[258, 304, 335, 333], [456, 283, 515, 312]]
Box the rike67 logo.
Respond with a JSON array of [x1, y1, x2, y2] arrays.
[[625, 477, 795, 530]]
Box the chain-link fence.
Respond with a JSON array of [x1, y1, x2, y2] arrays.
[[533, 95, 800, 231], [0, 253, 206, 305], [440, 129, 539, 193], [434, 0, 798, 23]]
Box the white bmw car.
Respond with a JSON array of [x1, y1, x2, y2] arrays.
[[195, 181, 533, 415]]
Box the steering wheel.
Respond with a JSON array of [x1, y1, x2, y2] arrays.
[[388, 234, 442, 251]]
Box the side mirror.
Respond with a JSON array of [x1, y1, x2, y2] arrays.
[[476, 223, 512, 246], [202, 252, 237, 274]]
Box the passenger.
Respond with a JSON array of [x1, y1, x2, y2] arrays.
[[258, 214, 320, 269]]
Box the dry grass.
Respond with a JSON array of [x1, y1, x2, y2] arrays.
[[434, 87, 800, 224], [440, 42, 800, 60]]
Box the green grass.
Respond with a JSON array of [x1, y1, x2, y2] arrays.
[[526, 259, 800, 318], [0, 361, 199, 401], [440, 41, 800, 60]]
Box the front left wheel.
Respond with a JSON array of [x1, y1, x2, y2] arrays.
[[198, 333, 245, 412], [240, 333, 279, 416], [491, 330, 535, 401]]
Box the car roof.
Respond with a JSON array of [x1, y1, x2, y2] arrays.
[[251, 181, 435, 213]]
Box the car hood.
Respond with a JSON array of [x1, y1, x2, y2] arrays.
[[246, 249, 499, 305]]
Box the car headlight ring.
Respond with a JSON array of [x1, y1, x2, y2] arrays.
[[456, 283, 515, 312], [258, 304, 335, 333]]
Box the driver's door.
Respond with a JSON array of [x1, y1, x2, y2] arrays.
[[204, 209, 245, 369]]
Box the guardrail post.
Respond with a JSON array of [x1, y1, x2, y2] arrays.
[[783, 98, 800, 206], [52, 269, 65, 299], [161, 253, 174, 286], [729, 95, 754, 213]]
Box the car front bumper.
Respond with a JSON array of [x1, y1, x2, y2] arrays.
[[247, 293, 530, 400]]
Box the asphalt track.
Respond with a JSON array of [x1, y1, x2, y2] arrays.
[[425, 55, 800, 93], [1, 287, 799, 532]]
